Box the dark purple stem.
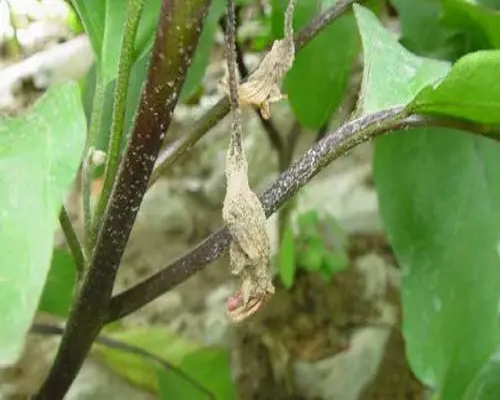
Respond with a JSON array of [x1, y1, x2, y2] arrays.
[[33, 1, 212, 398]]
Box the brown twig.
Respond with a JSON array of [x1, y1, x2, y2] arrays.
[[106, 110, 500, 323]]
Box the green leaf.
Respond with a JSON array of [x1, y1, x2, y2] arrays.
[[299, 238, 324, 272], [72, 0, 105, 61], [295, 210, 348, 279], [297, 210, 320, 236], [389, 0, 459, 59], [92, 327, 200, 391], [374, 128, 500, 399], [354, 4, 450, 114], [272, 0, 360, 129], [279, 227, 296, 288], [410, 50, 500, 124], [464, 349, 500, 400], [0, 82, 86, 365], [73, 0, 161, 83], [158, 348, 236, 400], [321, 251, 348, 277], [390, 0, 500, 60], [442, 0, 500, 50], [38, 249, 76, 318], [478, 0, 500, 9]]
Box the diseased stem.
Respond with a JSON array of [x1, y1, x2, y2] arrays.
[[218, 11, 285, 155], [106, 110, 500, 322], [83, 80, 105, 256], [225, 0, 241, 125], [33, 1, 212, 398], [58, 206, 85, 282], [31, 323, 215, 399], [149, 0, 364, 187], [91, 0, 146, 245]]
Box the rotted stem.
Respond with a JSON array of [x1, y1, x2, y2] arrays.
[[225, 0, 243, 157]]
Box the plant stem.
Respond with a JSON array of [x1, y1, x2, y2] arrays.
[[278, 121, 301, 241], [83, 80, 105, 256], [33, 1, 212, 398], [106, 110, 500, 322], [58, 206, 85, 282], [91, 0, 146, 245]]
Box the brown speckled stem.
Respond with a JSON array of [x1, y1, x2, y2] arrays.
[[107, 109, 500, 322], [33, 1, 212, 398]]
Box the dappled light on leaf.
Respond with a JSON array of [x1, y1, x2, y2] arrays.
[[0, 82, 85, 365]]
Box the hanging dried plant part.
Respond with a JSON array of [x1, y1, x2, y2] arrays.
[[219, 0, 296, 119], [223, 128, 275, 322]]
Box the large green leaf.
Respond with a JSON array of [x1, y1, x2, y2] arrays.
[[374, 128, 500, 399], [464, 348, 500, 400], [390, 0, 500, 60], [410, 50, 500, 124], [442, 0, 500, 50], [71, 0, 105, 60], [353, 5, 450, 114], [357, 5, 500, 398], [0, 83, 86, 365], [38, 249, 76, 318], [73, 0, 161, 83], [92, 327, 200, 391], [158, 348, 236, 400], [272, 0, 360, 129]]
